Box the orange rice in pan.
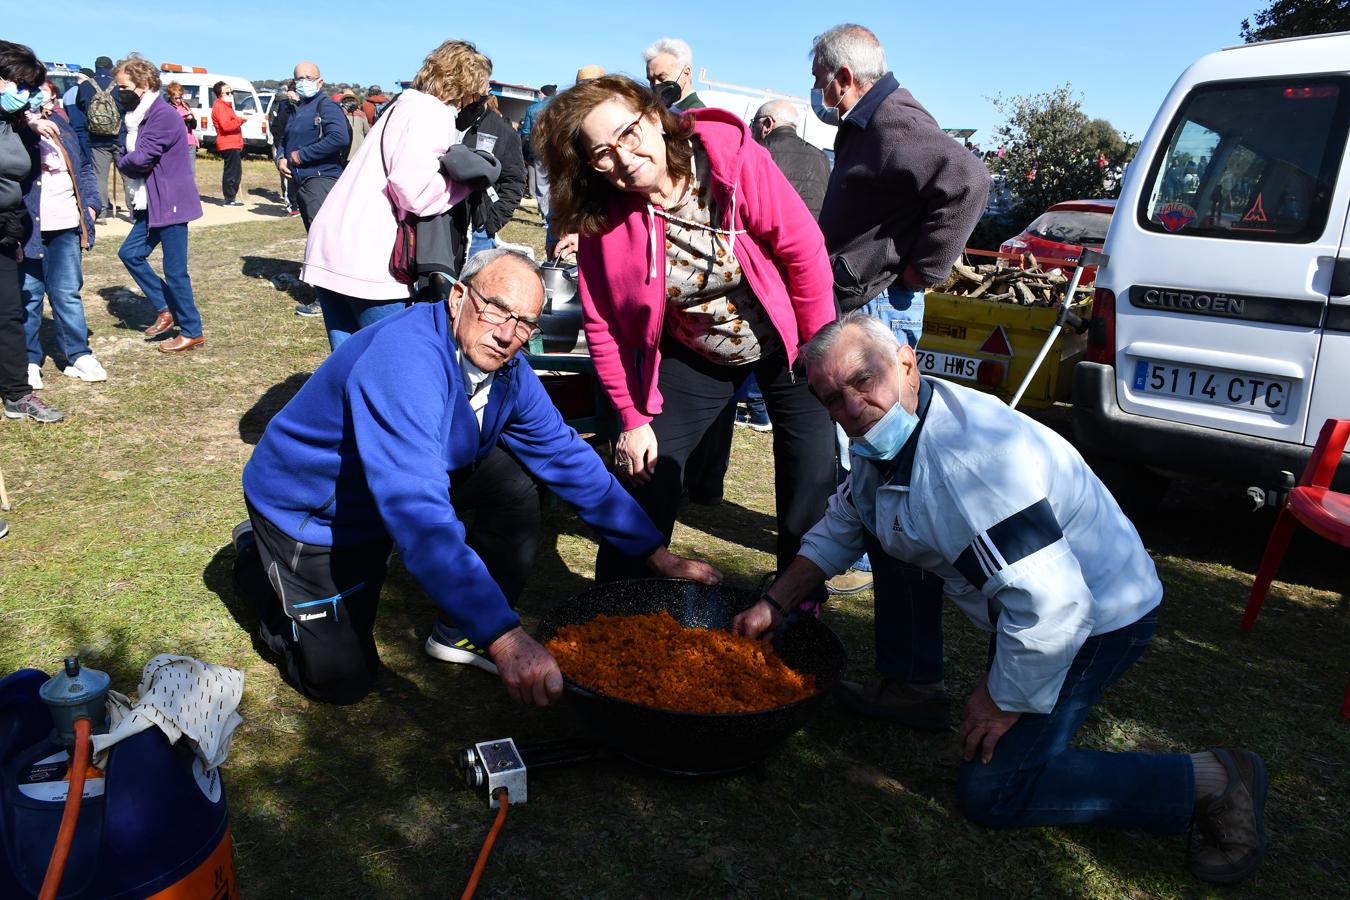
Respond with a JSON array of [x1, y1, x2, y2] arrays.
[[544, 611, 816, 714]]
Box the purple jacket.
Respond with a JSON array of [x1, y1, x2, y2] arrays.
[[118, 96, 202, 228]]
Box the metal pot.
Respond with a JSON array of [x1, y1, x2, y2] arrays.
[[536, 579, 847, 775], [539, 262, 582, 353]]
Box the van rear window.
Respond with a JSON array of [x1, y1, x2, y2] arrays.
[[1139, 78, 1350, 242]]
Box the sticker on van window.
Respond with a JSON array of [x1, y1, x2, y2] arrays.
[[1242, 194, 1268, 223], [1156, 203, 1196, 233]]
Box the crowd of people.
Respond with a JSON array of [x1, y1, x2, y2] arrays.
[[1, 24, 1268, 886]]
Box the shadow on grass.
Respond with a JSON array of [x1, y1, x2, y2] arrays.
[[238, 373, 311, 444], [99, 286, 159, 332]]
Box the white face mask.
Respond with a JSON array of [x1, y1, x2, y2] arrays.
[[296, 78, 320, 99]]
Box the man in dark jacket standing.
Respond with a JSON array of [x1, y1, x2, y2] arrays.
[[810, 22, 989, 713], [75, 55, 123, 223], [457, 95, 526, 258], [275, 62, 348, 232], [268, 81, 298, 215], [753, 99, 830, 219]]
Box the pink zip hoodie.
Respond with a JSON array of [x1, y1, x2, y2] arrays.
[[577, 107, 835, 432]]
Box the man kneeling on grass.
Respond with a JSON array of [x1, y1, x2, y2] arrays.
[[236, 249, 720, 706], [733, 313, 1267, 885]]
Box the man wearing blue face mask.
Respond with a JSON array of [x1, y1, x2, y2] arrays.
[[733, 313, 1269, 886], [275, 61, 348, 235]]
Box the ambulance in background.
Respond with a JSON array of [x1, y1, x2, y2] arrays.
[[43, 62, 85, 103], [157, 63, 271, 155]]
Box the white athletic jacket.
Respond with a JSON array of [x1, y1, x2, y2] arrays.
[[799, 378, 1162, 714]]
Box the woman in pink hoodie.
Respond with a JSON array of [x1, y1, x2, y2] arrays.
[[537, 76, 837, 596]]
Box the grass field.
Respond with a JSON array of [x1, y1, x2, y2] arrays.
[[1, 157, 1347, 898]]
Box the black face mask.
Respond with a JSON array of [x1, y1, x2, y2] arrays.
[[652, 81, 682, 108], [455, 99, 487, 132], [117, 89, 140, 112]]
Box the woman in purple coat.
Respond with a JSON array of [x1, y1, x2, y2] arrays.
[[114, 55, 205, 352]]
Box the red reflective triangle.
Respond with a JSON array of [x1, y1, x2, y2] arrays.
[[978, 325, 1013, 357]]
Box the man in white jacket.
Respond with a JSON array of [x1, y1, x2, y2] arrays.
[[733, 313, 1267, 885]]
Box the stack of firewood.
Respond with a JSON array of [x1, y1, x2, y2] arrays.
[[938, 253, 1093, 306]]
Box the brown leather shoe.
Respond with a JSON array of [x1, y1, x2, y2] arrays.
[[834, 677, 952, 730], [158, 335, 205, 353], [144, 310, 176, 337], [1189, 747, 1268, 884]]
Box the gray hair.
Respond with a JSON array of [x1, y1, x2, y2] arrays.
[[810, 24, 887, 86], [460, 247, 544, 294], [755, 98, 798, 126], [643, 36, 693, 70], [801, 312, 900, 370]]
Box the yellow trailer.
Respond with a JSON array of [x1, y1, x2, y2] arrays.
[[917, 291, 1092, 408]]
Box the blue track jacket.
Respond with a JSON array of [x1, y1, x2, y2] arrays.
[[243, 301, 663, 648]]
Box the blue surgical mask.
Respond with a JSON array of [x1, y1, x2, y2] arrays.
[[295, 79, 320, 99], [0, 84, 30, 114], [851, 395, 920, 461], [810, 87, 839, 126], [28, 88, 49, 111]]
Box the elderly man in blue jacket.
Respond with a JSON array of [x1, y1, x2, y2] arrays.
[[238, 249, 720, 706]]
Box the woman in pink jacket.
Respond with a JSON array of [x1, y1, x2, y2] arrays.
[[300, 40, 487, 350], [537, 76, 837, 595]]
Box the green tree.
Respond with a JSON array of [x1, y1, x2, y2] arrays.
[[1241, 0, 1350, 42], [987, 86, 1121, 228]]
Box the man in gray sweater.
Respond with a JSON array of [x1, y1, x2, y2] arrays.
[[808, 22, 988, 712]]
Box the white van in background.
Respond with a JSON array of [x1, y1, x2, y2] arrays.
[[157, 64, 271, 155], [1073, 31, 1350, 505]]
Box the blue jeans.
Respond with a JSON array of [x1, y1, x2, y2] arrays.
[[845, 284, 927, 575], [21, 228, 91, 365], [118, 214, 202, 338], [468, 229, 497, 258], [957, 609, 1194, 833], [315, 286, 407, 352], [734, 373, 769, 425]]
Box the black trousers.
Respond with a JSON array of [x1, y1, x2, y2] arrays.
[[220, 149, 242, 202], [295, 175, 337, 231], [240, 445, 542, 704], [0, 251, 28, 402], [595, 341, 835, 592]]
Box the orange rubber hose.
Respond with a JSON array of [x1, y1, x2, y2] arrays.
[[461, 788, 509, 900], [38, 716, 92, 900]]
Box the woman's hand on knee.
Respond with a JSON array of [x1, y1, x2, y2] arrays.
[[614, 424, 658, 486]]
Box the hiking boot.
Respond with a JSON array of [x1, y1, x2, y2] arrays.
[[425, 622, 499, 674], [4, 392, 64, 423], [231, 519, 256, 556], [294, 301, 322, 318], [1189, 747, 1268, 884], [826, 567, 873, 595], [834, 678, 952, 730]]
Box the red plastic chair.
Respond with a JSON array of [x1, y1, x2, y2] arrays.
[[1241, 418, 1350, 720]]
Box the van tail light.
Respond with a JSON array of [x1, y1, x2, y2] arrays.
[[1085, 287, 1116, 365]]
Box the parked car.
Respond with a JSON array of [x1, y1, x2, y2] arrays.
[[1073, 31, 1350, 509], [999, 199, 1116, 283], [158, 64, 272, 155]]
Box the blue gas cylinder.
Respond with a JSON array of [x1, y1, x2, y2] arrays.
[[0, 667, 238, 899]]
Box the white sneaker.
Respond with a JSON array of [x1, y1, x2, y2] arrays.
[[63, 355, 108, 383], [27, 363, 43, 390]]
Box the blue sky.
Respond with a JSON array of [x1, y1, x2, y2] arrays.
[[25, 0, 1259, 142]]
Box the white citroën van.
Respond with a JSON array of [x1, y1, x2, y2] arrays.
[[1073, 31, 1350, 506], [157, 64, 271, 155]]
